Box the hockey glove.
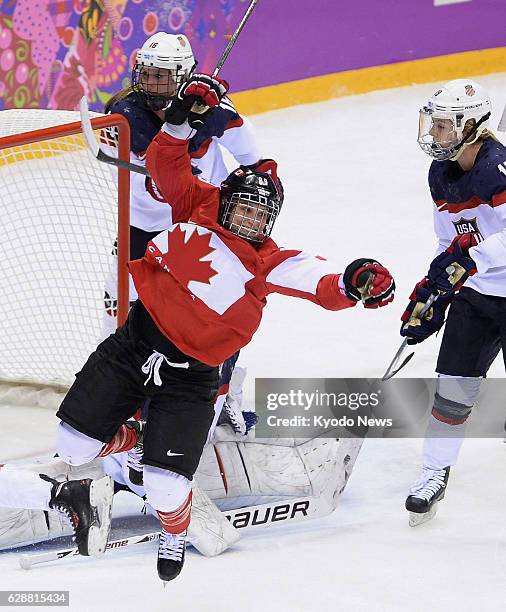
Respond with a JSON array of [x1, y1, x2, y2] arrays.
[[400, 278, 451, 344], [343, 258, 395, 308], [165, 73, 229, 130], [427, 234, 479, 293]]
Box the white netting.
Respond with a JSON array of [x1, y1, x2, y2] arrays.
[[0, 109, 124, 388]]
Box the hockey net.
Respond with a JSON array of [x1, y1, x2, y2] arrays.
[[0, 110, 130, 400]]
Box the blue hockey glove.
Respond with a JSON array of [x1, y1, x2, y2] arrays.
[[427, 234, 479, 293], [400, 278, 451, 345]]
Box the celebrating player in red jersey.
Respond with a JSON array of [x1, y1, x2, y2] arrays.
[[54, 72, 395, 583]]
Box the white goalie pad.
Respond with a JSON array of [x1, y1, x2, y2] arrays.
[[0, 429, 363, 554], [187, 482, 241, 557], [0, 457, 104, 550], [196, 428, 363, 510]]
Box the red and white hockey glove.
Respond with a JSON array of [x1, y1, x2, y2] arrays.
[[342, 258, 395, 308], [165, 73, 229, 130], [427, 234, 479, 293]]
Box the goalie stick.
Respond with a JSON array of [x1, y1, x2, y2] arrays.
[[80, 0, 259, 175], [18, 492, 333, 568], [18, 531, 160, 570]]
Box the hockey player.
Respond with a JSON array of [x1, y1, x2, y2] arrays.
[[101, 31, 261, 336], [0, 429, 363, 557], [401, 79, 506, 525], [54, 71, 395, 582], [100, 32, 262, 443], [0, 465, 113, 557]]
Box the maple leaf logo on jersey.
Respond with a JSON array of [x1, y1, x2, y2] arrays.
[[166, 226, 217, 287]]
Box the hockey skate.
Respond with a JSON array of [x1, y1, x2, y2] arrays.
[[48, 475, 113, 556], [157, 529, 186, 582], [126, 420, 145, 486], [405, 467, 450, 527]]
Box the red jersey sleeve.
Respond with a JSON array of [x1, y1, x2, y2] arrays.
[[146, 124, 217, 224], [263, 249, 356, 310]]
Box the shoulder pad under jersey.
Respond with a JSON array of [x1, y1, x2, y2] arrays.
[[107, 93, 163, 155]]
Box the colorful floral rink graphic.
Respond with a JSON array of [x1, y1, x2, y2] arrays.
[[0, 0, 251, 112], [0, 1, 504, 113]]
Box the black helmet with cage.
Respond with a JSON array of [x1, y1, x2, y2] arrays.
[[219, 160, 284, 244], [131, 32, 196, 112]]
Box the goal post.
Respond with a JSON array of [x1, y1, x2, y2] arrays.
[[0, 110, 131, 391]]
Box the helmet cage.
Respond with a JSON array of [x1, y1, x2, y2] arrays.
[[132, 64, 191, 112], [221, 192, 279, 243]]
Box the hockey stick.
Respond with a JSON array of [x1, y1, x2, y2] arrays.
[[79, 0, 259, 175], [213, 0, 258, 78], [497, 102, 506, 132], [223, 494, 335, 532], [79, 98, 150, 176], [17, 494, 334, 568], [382, 293, 438, 381], [18, 531, 160, 570]]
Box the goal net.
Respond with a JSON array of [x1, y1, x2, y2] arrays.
[[0, 110, 130, 393]]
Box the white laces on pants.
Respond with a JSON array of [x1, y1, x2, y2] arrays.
[[141, 351, 189, 386]]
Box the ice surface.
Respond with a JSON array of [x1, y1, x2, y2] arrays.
[[1, 74, 505, 610]]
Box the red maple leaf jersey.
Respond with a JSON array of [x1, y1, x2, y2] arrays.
[[165, 225, 218, 287], [128, 123, 356, 366]]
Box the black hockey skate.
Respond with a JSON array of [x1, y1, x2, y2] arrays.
[[126, 420, 145, 486], [405, 466, 450, 527], [47, 475, 113, 556], [157, 529, 186, 582]]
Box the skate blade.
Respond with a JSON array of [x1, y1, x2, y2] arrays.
[[408, 503, 439, 527], [87, 476, 114, 557]]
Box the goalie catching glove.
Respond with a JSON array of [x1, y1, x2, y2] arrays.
[[427, 233, 479, 293], [400, 278, 451, 344], [342, 258, 395, 308], [164, 73, 229, 130]]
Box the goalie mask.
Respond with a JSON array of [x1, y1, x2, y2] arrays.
[[219, 160, 284, 244], [132, 32, 196, 112], [418, 79, 492, 162]]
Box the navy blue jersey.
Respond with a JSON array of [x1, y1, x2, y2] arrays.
[[429, 138, 506, 297], [429, 138, 506, 208], [107, 92, 242, 157]]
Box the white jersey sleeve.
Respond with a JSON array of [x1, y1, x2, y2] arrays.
[[468, 198, 506, 272], [216, 115, 261, 167]]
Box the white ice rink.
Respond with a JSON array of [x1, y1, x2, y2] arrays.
[[1, 74, 505, 611]]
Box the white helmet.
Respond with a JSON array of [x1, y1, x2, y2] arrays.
[[418, 79, 492, 161], [132, 32, 196, 111], [136, 32, 195, 73]]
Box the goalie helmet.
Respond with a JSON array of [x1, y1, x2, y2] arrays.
[[132, 32, 196, 111], [418, 79, 492, 161], [219, 160, 284, 244]]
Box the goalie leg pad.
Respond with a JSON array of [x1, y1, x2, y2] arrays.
[[0, 467, 52, 510]]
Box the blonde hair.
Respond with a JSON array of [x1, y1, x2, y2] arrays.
[[104, 86, 136, 114]]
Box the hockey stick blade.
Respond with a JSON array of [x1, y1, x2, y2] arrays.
[[79, 97, 150, 176], [382, 293, 438, 381], [18, 531, 160, 570], [382, 339, 415, 381]]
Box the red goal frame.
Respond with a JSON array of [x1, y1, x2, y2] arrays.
[[0, 113, 131, 326]]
